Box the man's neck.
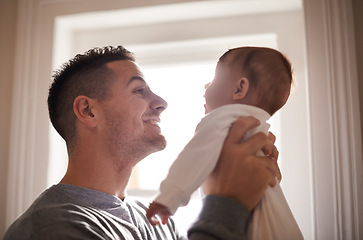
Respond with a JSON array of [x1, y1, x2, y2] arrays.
[[61, 153, 134, 200]]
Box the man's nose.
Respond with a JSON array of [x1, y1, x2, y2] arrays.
[[152, 94, 168, 113], [204, 82, 211, 89]]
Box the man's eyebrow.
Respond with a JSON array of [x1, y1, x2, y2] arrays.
[[127, 76, 145, 85]]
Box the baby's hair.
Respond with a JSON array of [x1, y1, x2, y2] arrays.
[[219, 47, 293, 115]]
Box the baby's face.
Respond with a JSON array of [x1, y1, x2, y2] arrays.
[[204, 61, 237, 114]]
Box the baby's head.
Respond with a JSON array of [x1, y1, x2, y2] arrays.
[[204, 46, 293, 115]]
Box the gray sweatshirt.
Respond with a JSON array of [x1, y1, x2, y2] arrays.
[[4, 184, 250, 240]]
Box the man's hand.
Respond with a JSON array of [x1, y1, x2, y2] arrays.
[[267, 131, 281, 182], [202, 116, 281, 211]]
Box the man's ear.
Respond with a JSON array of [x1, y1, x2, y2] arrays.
[[233, 77, 249, 100], [73, 95, 98, 128]]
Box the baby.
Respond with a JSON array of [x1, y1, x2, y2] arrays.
[[146, 46, 303, 239]]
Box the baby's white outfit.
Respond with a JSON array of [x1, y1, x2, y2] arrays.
[[154, 104, 303, 240]]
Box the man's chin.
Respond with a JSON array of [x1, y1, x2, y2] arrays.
[[153, 135, 167, 151], [145, 135, 167, 153]]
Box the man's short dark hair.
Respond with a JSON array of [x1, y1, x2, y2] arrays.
[[48, 46, 135, 150]]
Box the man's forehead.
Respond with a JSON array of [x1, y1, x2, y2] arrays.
[[106, 60, 145, 81], [127, 76, 146, 86], [106, 59, 140, 71]]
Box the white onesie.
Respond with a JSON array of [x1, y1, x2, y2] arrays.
[[154, 104, 303, 240]]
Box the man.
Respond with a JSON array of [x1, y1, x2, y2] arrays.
[[4, 46, 280, 239]]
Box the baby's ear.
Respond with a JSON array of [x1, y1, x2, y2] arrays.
[[233, 77, 249, 100]]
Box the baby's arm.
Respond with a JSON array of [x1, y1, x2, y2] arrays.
[[146, 201, 172, 226]]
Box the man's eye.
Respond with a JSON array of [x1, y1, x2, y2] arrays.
[[134, 88, 144, 94]]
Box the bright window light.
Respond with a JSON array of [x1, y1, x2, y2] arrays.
[[133, 63, 215, 189], [131, 63, 216, 234]]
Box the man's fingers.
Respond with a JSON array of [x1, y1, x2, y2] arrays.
[[208, 116, 283, 210], [245, 132, 273, 156], [270, 145, 279, 162], [267, 131, 280, 181], [256, 155, 280, 185], [267, 132, 276, 144], [225, 117, 260, 144], [267, 132, 279, 161], [269, 154, 282, 182], [229, 121, 282, 183]]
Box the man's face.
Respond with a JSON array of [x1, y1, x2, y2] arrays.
[[98, 60, 168, 161]]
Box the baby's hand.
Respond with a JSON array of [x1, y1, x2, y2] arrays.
[[146, 202, 172, 226]]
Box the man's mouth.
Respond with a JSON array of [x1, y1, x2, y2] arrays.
[[144, 119, 159, 126], [143, 116, 161, 128]]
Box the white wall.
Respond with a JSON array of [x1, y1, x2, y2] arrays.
[[303, 0, 363, 238]]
